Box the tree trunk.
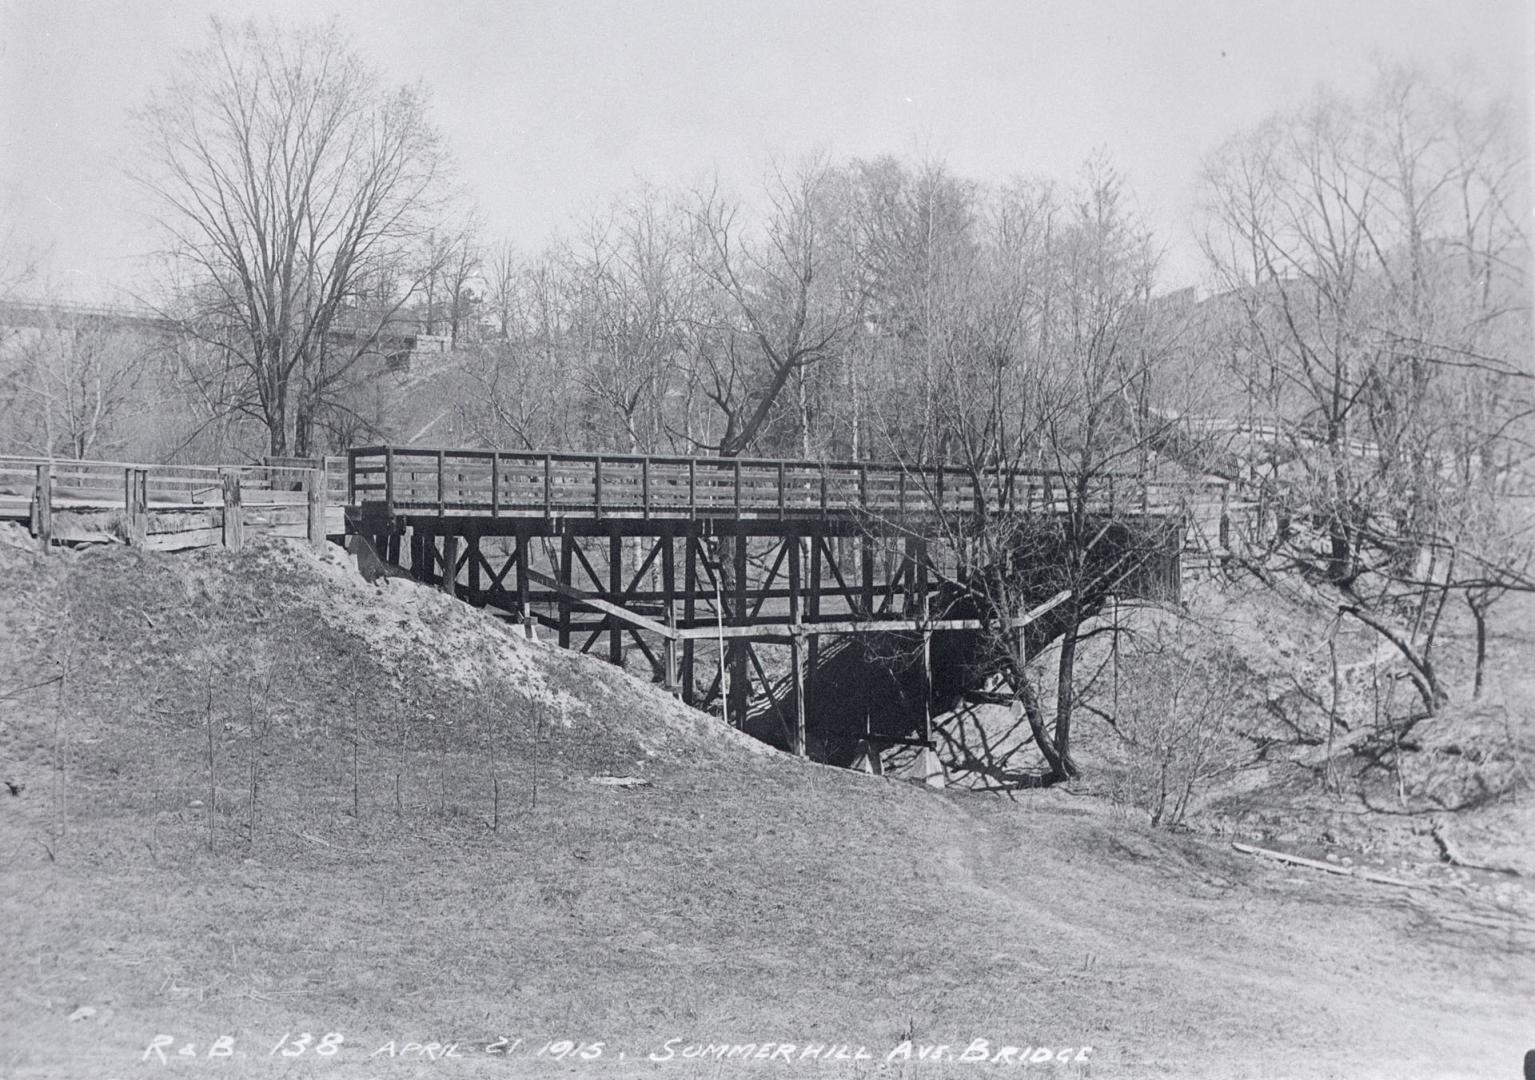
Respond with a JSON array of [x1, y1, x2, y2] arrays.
[[1468, 592, 1490, 699], [1011, 674, 1069, 782], [1052, 615, 1082, 780]]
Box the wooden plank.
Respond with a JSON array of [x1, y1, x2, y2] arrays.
[[1231, 842, 1424, 889], [674, 589, 1072, 640], [525, 567, 678, 640]]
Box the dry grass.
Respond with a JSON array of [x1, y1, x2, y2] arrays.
[[0, 533, 1529, 1079]]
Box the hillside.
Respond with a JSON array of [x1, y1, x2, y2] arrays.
[[0, 531, 1530, 1079]]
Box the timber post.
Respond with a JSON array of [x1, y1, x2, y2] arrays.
[[558, 533, 574, 650], [728, 531, 749, 727], [467, 526, 483, 604], [807, 533, 821, 700], [788, 534, 805, 756], [662, 531, 679, 695], [305, 469, 326, 550], [516, 527, 535, 640], [440, 532, 459, 598], [219, 471, 241, 552], [920, 585, 942, 789], [609, 529, 623, 665], [682, 532, 698, 703], [31, 463, 52, 551]]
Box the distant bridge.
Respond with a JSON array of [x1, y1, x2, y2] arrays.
[[0, 297, 451, 368]]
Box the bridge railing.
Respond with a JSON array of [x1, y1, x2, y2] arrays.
[[348, 446, 1210, 521]]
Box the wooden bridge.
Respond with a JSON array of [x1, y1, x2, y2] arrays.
[[346, 446, 1228, 769], [1, 444, 1235, 773]]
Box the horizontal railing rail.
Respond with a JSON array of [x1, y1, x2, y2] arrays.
[[347, 446, 1221, 521]]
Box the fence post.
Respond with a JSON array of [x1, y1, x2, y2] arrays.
[[32, 463, 53, 551], [123, 468, 149, 547], [221, 471, 243, 552], [306, 470, 327, 550]]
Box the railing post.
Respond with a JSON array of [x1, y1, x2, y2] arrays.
[[594, 455, 603, 518], [820, 466, 829, 515], [858, 464, 868, 510], [688, 458, 697, 519], [31, 463, 53, 551], [220, 471, 243, 552], [777, 461, 786, 520], [642, 457, 652, 519], [124, 468, 148, 547], [543, 454, 553, 518], [383, 448, 395, 509], [436, 450, 446, 517], [491, 453, 501, 518], [306, 469, 326, 550], [734, 459, 742, 516]]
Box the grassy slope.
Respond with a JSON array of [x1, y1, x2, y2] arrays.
[[0, 534, 1529, 1080]]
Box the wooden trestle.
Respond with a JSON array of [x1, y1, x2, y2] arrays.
[[344, 447, 1190, 763]]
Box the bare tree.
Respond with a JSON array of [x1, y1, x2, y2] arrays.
[[1197, 64, 1532, 717], [857, 160, 1203, 783], [0, 306, 152, 459], [454, 250, 577, 450], [685, 158, 855, 457], [561, 187, 694, 454], [135, 16, 451, 456]]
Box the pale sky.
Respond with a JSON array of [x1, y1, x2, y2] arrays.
[[2, 0, 1530, 301]]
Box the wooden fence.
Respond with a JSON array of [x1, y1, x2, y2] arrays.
[[0, 456, 334, 552]]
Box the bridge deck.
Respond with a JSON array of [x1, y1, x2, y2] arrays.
[[348, 446, 1195, 523]]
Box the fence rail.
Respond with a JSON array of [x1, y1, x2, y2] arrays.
[[348, 446, 1215, 521]]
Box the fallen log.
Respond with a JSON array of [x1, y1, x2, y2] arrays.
[[1231, 841, 1427, 889]]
